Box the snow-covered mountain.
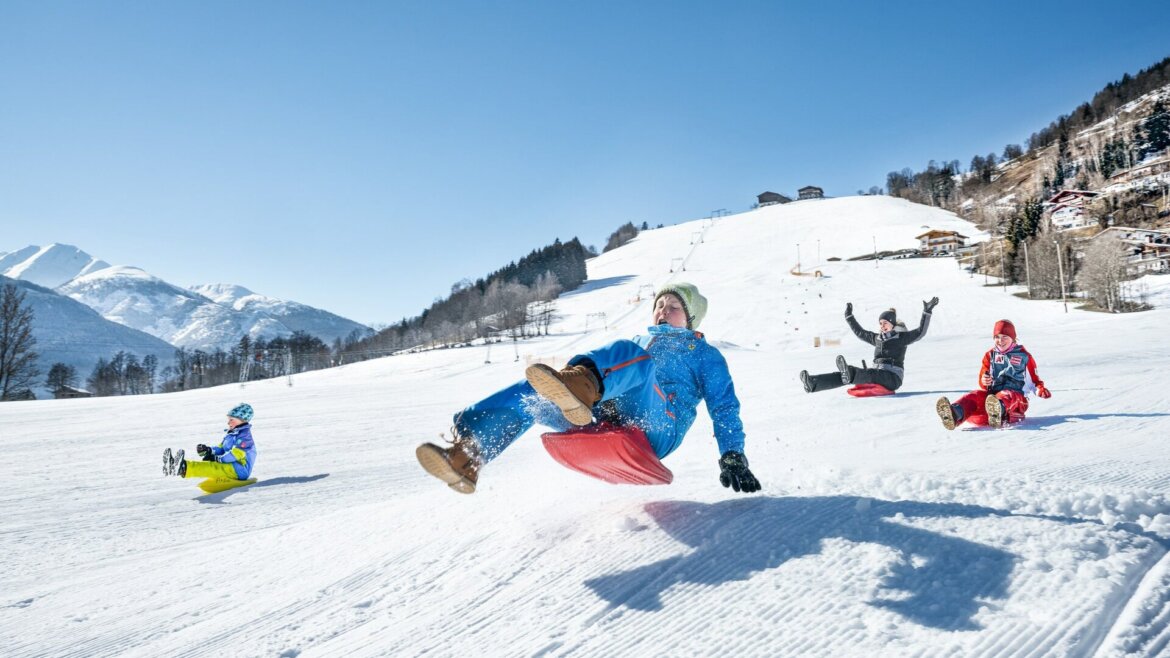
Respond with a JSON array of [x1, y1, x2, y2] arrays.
[[57, 266, 290, 351], [0, 243, 110, 289], [3, 244, 372, 352], [6, 195, 1170, 656], [190, 283, 372, 344], [0, 275, 175, 396]]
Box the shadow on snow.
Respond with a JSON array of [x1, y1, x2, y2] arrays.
[[1011, 413, 1170, 429], [196, 473, 330, 505], [560, 275, 637, 297], [585, 496, 1086, 631]]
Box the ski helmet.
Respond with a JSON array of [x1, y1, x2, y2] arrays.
[[228, 403, 254, 422]]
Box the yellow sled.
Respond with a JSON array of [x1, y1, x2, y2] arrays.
[[198, 478, 258, 494]]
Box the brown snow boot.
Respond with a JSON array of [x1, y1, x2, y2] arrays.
[[525, 363, 601, 426], [985, 394, 1006, 429], [936, 397, 959, 430], [416, 432, 481, 494]]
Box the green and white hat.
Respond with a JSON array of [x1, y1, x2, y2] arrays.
[[655, 282, 708, 330]]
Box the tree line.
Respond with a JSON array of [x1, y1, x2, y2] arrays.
[[884, 56, 1170, 209], [342, 236, 594, 360], [0, 281, 346, 401], [1, 232, 622, 400], [970, 197, 1149, 314]]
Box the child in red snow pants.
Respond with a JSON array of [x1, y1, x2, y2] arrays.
[[950, 389, 1030, 427], [937, 319, 1050, 430]]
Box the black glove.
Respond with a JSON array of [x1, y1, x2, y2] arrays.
[[718, 451, 761, 493], [923, 297, 939, 313], [196, 444, 210, 455], [844, 302, 853, 318]]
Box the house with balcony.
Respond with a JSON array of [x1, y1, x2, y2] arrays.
[[1090, 226, 1170, 275], [1046, 189, 1099, 231], [798, 185, 824, 200], [915, 229, 968, 256]]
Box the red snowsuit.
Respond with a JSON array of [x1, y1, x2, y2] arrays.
[[953, 343, 1046, 426]]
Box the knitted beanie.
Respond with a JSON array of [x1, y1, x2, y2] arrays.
[[878, 308, 897, 325], [993, 319, 1016, 340], [655, 282, 708, 330]]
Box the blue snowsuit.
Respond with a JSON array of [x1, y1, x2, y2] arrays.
[[455, 325, 746, 462], [208, 423, 257, 479]]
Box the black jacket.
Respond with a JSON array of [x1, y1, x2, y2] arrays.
[[845, 310, 932, 371]]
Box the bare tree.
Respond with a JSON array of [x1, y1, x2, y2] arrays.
[[45, 362, 79, 393], [0, 284, 40, 400], [1022, 232, 1066, 300], [1077, 234, 1129, 312]]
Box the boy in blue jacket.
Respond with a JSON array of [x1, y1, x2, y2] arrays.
[[416, 283, 761, 495], [164, 403, 257, 480]]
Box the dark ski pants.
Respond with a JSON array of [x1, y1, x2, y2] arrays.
[[805, 367, 902, 393]]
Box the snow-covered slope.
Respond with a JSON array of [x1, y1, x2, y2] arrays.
[[0, 275, 175, 396], [191, 283, 372, 344], [0, 243, 109, 289], [3, 196, 1170, 657]]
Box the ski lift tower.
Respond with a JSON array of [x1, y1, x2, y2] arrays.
[[585, 312, 608, 331]]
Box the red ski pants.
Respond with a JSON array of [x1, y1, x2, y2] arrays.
[[954, 389, 1029, 426]]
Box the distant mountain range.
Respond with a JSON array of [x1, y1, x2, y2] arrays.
[[1, 243, 372, 362], [0, 274, 176, 397]]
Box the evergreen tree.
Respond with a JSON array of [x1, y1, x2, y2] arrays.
[[1141, 99, 1170, 156], [1022, 198, 1045, 238]]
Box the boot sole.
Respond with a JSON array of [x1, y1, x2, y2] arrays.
[[985, 394, 1004, 429], [415, 444, 476, 494], [800, 370, 813, 393], [525, 364, 593, 426], [163, 448, 172, 476], [936, 397, 956, 430], [836, 355, 851, 384]]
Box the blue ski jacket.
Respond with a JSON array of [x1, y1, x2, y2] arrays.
[[581, 324, 745, 458], [455, 325, 747, 464], [983, 343, 1043, 395], [210, 423, 256, 479]]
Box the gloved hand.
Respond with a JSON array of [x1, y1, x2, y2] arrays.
[[718, 451, 761, 493], [980, 372, 993, 388], [923, 297, 939, 312], [1036, 385, 1052, 399], [196, 444, 210, 456], [844, 302, 853, 318]]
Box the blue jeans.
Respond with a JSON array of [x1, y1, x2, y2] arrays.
[[454, 339, 677, 463]]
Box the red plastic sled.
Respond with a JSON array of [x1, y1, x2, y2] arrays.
[[847, 383, 895, 397], [541, 423, 673, 485]]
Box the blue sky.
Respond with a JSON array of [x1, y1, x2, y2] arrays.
[[2, 1, 1168, 326]]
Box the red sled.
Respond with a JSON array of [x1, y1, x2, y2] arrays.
[[847, 383, 895, 397], [541, 423, 673, 485]]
